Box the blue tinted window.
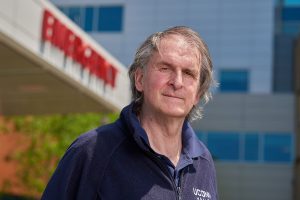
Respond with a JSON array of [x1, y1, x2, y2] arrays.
[[282, 23, 300, 35], [220, 70, 249, 92], [244, 134, 259, 161], [98, 6, 123, 31], [282, 7, 300, 21], [285, 0, 300, 5], [58, 6, 68, 15], [264, 134, 293, 162], [68, 7, 83, 27], [207, 133, 239, 161], [84, 7, 94, 31], [57, 6, 82, 28]]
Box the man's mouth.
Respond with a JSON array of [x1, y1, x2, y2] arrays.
[[163, 94, 184, 100]]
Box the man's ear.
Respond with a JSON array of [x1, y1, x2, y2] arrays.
[[135, 68, 144, 92]]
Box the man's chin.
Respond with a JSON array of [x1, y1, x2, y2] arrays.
[[160, 109, 188, 119]]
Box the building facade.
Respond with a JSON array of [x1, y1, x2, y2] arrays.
[[50, 0, 295, 199], [276, 1, 300, 199]]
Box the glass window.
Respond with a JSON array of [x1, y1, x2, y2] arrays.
[[84, 7, 94, 31], [263, 134, 293, 162], [282, 23, 300, 36], [58, 6, 68, 15], [219, 69, 249, 92], [285, 0, 300, 5], [207, 132, 239, 161], [244, 134, 259, 161], [68, 7, 83, 28], [57, 6, 83, 28], [98, 6, 123, 32], [282, 7, 300, 21]]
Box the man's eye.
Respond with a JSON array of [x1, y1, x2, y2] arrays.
[[160, 67, 169, 71], [185, 71, 192, 76], [184, 71, 198, 79], [184, 71, 194, 77]]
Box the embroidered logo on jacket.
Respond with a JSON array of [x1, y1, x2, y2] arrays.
[[193, 187, 211, 200]]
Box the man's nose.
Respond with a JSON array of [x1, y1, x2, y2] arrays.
[[169, 71, 183, 89]]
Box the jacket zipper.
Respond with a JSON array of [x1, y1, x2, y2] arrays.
[[177, 186, 182, 200], [177, 169, 184, 200], [145, 151, 182, 200]]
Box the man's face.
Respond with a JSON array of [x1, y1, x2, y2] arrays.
[[135, 35, 201, 119]]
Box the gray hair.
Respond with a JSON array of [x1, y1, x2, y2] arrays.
[[128, 26, 215, 121]]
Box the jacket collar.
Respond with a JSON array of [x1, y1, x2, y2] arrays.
[[119, 102, 207, 159]]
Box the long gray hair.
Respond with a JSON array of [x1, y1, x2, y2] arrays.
[[128, 26, 215, 121]]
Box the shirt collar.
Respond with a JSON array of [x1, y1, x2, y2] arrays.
[[181, 120, 204, 158], [121, 102, 204, 159]]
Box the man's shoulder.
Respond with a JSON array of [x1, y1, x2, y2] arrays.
[[194, 138, 215, 163], [68, 120, 128, 155]]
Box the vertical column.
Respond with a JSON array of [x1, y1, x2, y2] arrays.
[[294, 36, 300, 200]]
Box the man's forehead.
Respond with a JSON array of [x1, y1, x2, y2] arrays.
[[159, 34, 189, 47], [156, 35, 201, 63], [159, 34, 198, 51]]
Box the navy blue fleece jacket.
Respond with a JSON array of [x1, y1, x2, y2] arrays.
[[41, 103, 218, 200]]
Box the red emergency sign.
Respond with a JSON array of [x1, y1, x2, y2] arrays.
[[42, 9, 118, 88]]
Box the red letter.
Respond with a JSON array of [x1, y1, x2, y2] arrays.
[[64, 29, 76, 58], [95, 55, 107, 82], [42, 10, 55, 42], [53, 22, 67, 50], [87, 49, 98, 75], [80, 45, 92, 68], [107, 65, 118, 88], [74, 37, 83, 64]]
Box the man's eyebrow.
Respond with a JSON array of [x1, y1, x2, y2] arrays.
[[157, 60, 172, 66], [156, 57, 200, 70], [154, 61, 174, 69]]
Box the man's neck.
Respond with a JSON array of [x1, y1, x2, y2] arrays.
[[139, 111, 184, 166]]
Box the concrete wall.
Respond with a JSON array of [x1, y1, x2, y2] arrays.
[[192, 94, 294, 132], [216, 163, 293, 200]]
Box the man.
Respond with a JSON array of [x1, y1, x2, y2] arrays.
[[42, 26, 218, 200]]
